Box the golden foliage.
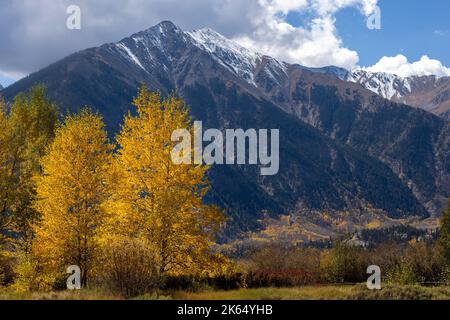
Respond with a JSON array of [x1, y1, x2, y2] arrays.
[[0, 86, 57, 251], [102, 87, 225, 276], [33, 110, 113, 286], [10, 252, 55, 293], [3, 87, 227, 292]]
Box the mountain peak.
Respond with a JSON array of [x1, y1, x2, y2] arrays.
[[153, 20, 181, 33], [187, 28, 262, 85], [133, 20, 183, 40], [2, 21, 448, 226]]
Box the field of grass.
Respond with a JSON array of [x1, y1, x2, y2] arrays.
[[171, 285, 450, 300], [171, 286, 354, 300], [0, 288, 121, 300], [1, 285, 450, 300]]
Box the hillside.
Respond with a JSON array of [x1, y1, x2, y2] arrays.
[[2, 21, 449, 235]]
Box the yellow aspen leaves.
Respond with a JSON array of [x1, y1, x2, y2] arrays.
[[102, 87, 225, 277], [33, 110, 113, 286], [24, 87, 226, 288]]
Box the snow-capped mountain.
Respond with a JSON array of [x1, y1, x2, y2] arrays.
[[105, 21, 450, 121], [343, 69, 450, 120], [346, 69, 412, 100], [2, 21, 449, 233], [187, 28, 263, 86], [110, 21, 288, 90]]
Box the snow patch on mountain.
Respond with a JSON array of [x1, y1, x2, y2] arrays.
[[263, 57, 289, 81], [111, 21, 446, 107], [346, 69, 413, 100], [187, 28, 263, 85], [110, 22, 289, 88], [116, 43, 147, 72], [306, 66, 349, 80]]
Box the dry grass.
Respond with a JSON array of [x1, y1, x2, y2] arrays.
[[0, 288, 122, 300], [172, 286, 356, 300], [172, 285, 450, 300], [1, 285, 449, 300]]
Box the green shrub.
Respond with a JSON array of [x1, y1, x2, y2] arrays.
[[321, 241, 367, 283], [440, 265, 450, 284], [385, 262, 420, 285]]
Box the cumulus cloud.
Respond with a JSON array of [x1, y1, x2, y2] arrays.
[[236, 0, 380, 69], [312, 0, 378, 16], [0, 0, 231, 79], [0, 0, 380, 83], [365, 55, 450, 78], [2, 0, 448, 85]]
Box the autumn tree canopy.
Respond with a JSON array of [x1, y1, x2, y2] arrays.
[[33, 110, 113, 286], [5, 87, 227, 291], [102, 87, 224, 277], [0, 86, 57, 252]]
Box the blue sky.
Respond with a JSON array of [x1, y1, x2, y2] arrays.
[[334, 0, 450, 67], [285, 0, 450, 67], [1, 0, 450, 88]]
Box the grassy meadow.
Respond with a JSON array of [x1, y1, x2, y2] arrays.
[[1, 285, 450, 301]]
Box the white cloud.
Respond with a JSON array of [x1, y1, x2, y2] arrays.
[[0, 0, 379, 78], [5, 0, 448, 80], [234, 0, 379, 70], [312, 0, 378, 16], [0, 69, 26, 88], [365, 55, 450, 78], [433, 29, 447, 37], [0, 69, 26, 81], [260, 0, 309, 15]]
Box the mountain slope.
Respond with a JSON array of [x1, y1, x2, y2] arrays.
[[2, 21, 448, 234], [258, 67, 449, 214], [345, 69, 450, 120]]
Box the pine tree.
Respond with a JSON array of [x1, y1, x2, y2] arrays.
[[33, 110, 113, 286], [103, 87, 224, 276], [438, 198, 450, 265]]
